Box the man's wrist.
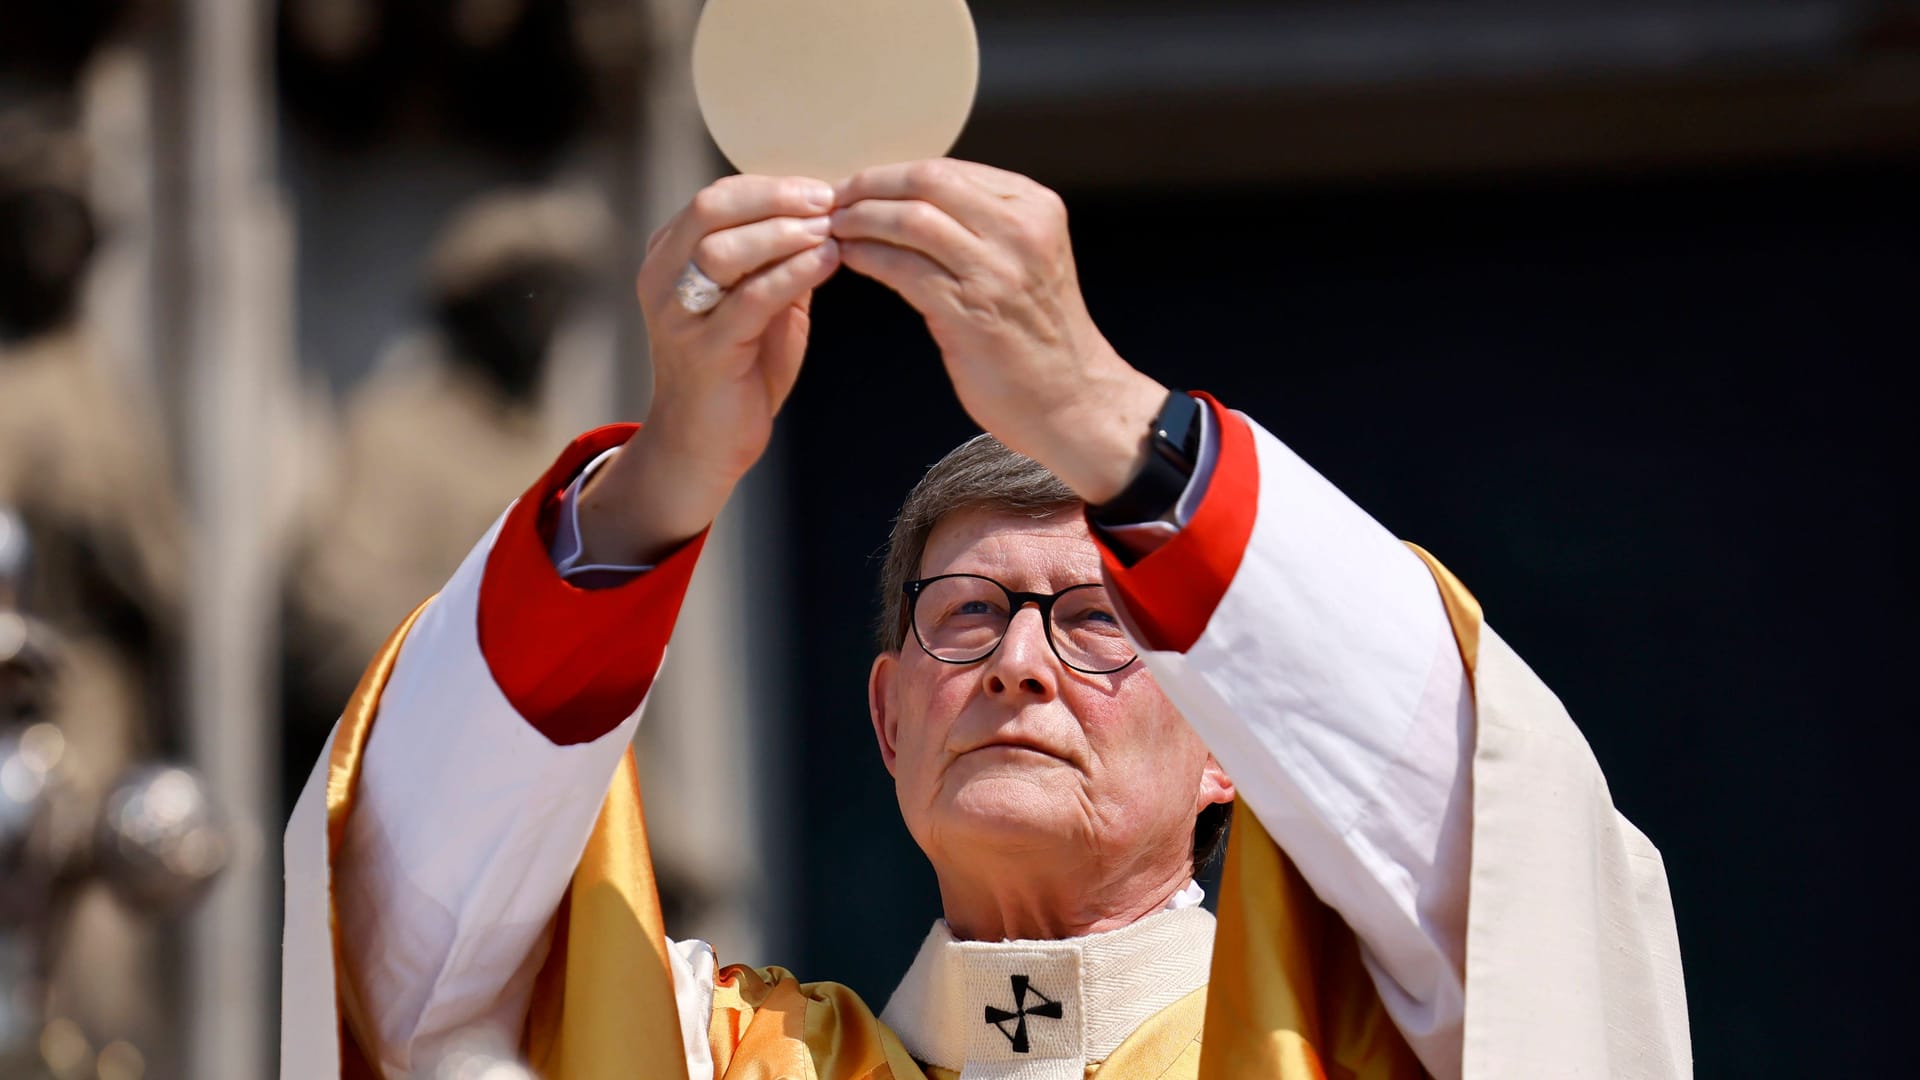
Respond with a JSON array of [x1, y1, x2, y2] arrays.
[[1036, 363, 1167, 505], [1087, 389, 1203, 528], [577, 431, 735, 566]]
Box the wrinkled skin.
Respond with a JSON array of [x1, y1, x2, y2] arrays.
[[868, 507, 1234, 942]]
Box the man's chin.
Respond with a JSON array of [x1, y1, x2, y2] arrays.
[[931, 767, 1081, 852]]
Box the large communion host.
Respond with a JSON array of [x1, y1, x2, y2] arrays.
[[281, 160, 1690, 1080]]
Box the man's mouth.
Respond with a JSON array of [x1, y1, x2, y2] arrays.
[[961, 736, 1066, 762]]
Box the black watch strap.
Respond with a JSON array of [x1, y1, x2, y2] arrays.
[[1087, 390, 1203, 527]]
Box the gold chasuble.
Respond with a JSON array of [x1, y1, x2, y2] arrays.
[[316, 552, 1484, 1079]]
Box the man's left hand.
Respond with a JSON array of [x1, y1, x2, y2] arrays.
[[832, 159, 1166, 504]]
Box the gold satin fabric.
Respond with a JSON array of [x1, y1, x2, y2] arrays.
[[706, 973, 1208, 1080], [1197, 812, 1423, 1079], [1405, 544, 1482, 682], [325, 602, 427, 1080], [321, 547, 1486, 1079]]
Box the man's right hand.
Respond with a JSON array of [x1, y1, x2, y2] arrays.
[[577, 175, 841, 566]]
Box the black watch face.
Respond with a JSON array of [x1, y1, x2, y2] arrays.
[[1155, 392, 1201, 470]]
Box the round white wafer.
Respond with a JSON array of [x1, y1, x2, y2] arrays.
[[692, 0, 979, 181]]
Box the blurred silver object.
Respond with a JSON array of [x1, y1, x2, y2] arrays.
[[0, 723, 69, 926], [0, 508, 27, 599], [0, 934, 42, 1072], [0, 580, 225, 1075], [94, 765, 230, 914]]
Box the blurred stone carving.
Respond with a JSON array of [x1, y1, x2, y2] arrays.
[[283, 186, 608, 776], [276, 0, 609, 154], [0, 112, 187, 1076], [0, 115, 182, 650], [0, 0, 139, 88], [275, 0, 410, 144], [0, 112, 94, 340]]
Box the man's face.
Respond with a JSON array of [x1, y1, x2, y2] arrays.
[[868, 507, 1233, 887]]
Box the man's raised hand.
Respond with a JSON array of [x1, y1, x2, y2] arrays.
[[578, 175, 841, 566], [831, 159, 1166, 505]]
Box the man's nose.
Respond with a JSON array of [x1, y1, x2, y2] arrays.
[[983, 606, 1059, 699]]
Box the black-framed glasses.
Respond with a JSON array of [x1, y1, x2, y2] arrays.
[[901, 574, 1138, 675]]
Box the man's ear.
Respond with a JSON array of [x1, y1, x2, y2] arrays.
[[868, 651, 902, 777], [1195, 753, 1235, 813]]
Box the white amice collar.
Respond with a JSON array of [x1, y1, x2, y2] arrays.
[[878, 893, 1215, 1080]]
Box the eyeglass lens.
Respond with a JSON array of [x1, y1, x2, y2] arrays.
[[911, 575, 1134, 674]]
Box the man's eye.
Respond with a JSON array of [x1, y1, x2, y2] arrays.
[[954, 600, 999, 617], [1062, 607, 1122, 633]]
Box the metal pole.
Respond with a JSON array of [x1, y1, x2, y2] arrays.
[[179, 0, 290, 1073]]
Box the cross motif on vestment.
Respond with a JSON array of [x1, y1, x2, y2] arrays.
[[983, 974, 1064, 1054]]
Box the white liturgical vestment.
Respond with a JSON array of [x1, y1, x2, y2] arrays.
[[281, 395, 1690, 1080]]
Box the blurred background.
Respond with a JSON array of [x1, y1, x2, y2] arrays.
[[0, 0, 1915, 1076]]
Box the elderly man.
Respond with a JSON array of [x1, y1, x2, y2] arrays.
[[283, 161, 1689, 1079]]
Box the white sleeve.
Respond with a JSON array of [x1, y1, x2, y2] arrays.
[[333, 509, 717, 1079], [1126, 413, 1472, 1079]]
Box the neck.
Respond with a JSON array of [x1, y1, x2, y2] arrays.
[[934, 850, 1193, 942]]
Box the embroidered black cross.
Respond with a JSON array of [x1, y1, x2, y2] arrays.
[[983, 974, 1063, 1053]]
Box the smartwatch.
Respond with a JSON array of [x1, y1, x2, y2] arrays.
[[1087, 390, 1203, 527]]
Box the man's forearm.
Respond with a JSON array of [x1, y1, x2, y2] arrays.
[[1015, 349, 1167, 506]]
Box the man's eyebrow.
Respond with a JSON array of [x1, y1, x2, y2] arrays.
[[942, 563, 1101, 589]]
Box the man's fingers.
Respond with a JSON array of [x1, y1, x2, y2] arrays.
[[645, 221, 672, 257], [829, 199, 984, 277], [686, 174, 835, 236], [709, 239, 843, 341], [834, 160, 1005, 235], [692, 215, 833, 287], [837, 238, 959, 317], [644, 175, 836, 291]]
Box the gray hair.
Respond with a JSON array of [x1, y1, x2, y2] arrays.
[[874, 433, 1234, 874], [875, 432, 1077, 654]]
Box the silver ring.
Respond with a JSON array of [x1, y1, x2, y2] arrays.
[[674, 261, 726, 315]]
